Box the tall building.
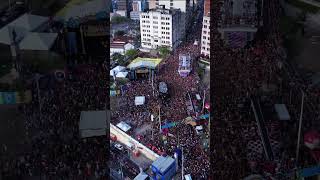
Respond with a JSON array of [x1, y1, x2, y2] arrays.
[[130, 0, 147, 20], [117, 0, 132, 17], [218, 0, 263, 48], [147, 0, 193, 37], [201, 0, 210, 57], [139, 8, 183, 50]]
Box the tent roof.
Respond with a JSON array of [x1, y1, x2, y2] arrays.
[[7, 13, 48, 31], [127, 57, 162, 70], [19, 33, 58, 50], [79, 110, 107, 130], [116, 71, 128, 78], [135, 96, 145, 106], [116, 121, 132, 132], [134, 172, 149, 180], [274, 104, 290, 120], [110, 66, 126, 76], [0, 13, 49, 45]]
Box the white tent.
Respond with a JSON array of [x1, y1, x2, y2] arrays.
[[79, 110, 107, 138], [110, 66, 126, 77], [0, 13, 49, 45], [135, 96, 145, 106], [116, 71, 128, 78], [185, 174, 192, 180], [19, 33, 58, 50], [116, 121, 132, 132]]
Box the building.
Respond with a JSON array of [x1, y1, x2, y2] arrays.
[[117, 0, 132, 17], [130, 0, 147, 20], [200, 0, 210, 57], [148, 0, 193, 37], [139, 8, 183, 50], [218, 0, 263, 48], [110, 41, 135, 55]]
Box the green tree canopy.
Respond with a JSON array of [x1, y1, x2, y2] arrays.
[[158, 46, 171, 58], [125, 49, 138, 60], [111, 16, 129, 24]]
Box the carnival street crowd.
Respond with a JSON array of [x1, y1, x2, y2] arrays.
[[1, 63, 108, 179], [111, 24, 210, 178], [211, 0, 319, 179]]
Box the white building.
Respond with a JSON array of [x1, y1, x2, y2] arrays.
[[110, 41, 135, 55], [200, 0, 210, 57], [148, 0, 193, 37], [139, 8, 183, 50]]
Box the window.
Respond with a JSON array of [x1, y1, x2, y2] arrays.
[[153, 16, 158, 19], [170, 3, 173, 6], [155, 40, 158, 42], [153, 26, 158, 29], [166, 27, 169, 30], [161, 17, 165, 20], [161, 22, 165, 25], [203, 31, 207, 34], [203, 36, 206, 39], [203, 25, 207, 28]]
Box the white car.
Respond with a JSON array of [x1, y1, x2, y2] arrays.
[[114, 143, 124, 151]]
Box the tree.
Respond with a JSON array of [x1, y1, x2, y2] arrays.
[[115, 30, 125, 37], [158, 46, 171, 58], [125, 49, 138, 60], [111, 16, 129, 24], [112, 53, 126, 66]]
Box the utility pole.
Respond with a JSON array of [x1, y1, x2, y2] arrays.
[[181, 146, 184, 180], [36, 74, 42, 122], [202, 90, 206, 113], [151, 114, 154, 140], [295, 90, 305, 166], [158, 106, 161, 133]]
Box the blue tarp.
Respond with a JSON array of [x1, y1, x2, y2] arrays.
[[300, 166, 320, 177]]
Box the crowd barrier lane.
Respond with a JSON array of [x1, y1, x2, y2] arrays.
[[110, 123, 159, 161]]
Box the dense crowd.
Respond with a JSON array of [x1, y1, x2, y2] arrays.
[[111, 23, 210, 178], [1, 63, 108, 179], [211, 0, 319, 179]]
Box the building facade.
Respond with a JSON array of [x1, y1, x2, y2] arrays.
[[148, 0, 193, 37], [200, 0, 210, 57], [117, 0, 132, 17], [139, 8, 183, 50], [218, 0, 262, 48], [130, 0, 147, 20]]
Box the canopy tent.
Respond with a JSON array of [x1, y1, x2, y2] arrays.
[[134, 172, 149, 180], [127, 57, 162, 70], [135, 96, 145, 106], [55, 0, 107, 21], [274, 104, 290, 120], [19, 33, 58, 50], [110, 66, 126, 77], [116, 121, 132, 132], [185, 174, 192, 180], [0, 13, 49, 45], [116, 71, 128, 78], [79, 110, 107, 138]]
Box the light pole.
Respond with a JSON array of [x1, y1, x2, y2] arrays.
[[36, 74, 42, 122], [181, 146, 184, 180], [295, 90, 305, 166]]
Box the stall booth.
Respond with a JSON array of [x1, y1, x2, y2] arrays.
[[127, 57, 162, 80]]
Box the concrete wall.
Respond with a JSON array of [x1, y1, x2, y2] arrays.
[[110, 123, 159, 161]]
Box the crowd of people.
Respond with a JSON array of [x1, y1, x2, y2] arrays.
[[111, 19, 210, 178], [211, 0, 319, 179], [1, 63, 108, 179]]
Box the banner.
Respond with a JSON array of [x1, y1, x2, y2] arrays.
[[0, 91, 32, 104]]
